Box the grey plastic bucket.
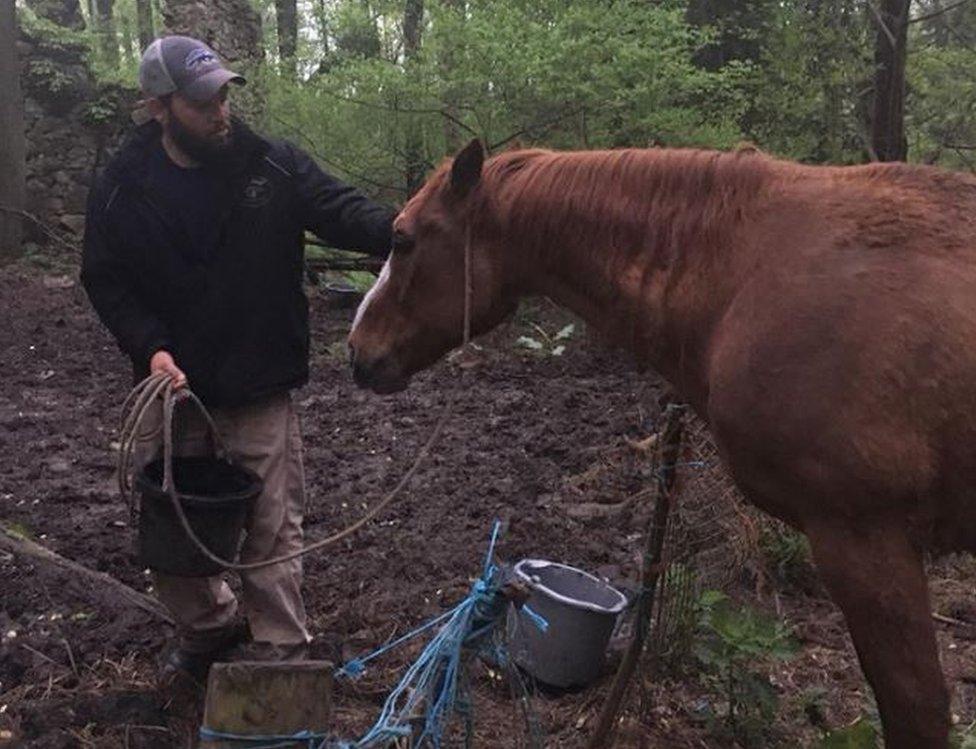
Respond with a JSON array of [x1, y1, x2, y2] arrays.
[[508, 559, 628, 688]]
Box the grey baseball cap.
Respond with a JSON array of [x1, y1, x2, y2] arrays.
[[139, 35, 245, 102]]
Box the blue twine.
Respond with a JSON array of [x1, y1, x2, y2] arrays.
[[200, 520, 546, 749], [199, 726, 328, 748], [521, 604, 549, 633], [333, 607, 457, 680]]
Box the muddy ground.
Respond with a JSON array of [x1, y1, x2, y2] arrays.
[[2, 261, 976, 748]]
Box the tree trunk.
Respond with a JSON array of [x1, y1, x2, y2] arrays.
[[403, 0, 425, 196], [274, 0, 298, 77], [439, 0, 464, 154], [162, 0, 264, 119], [135, 0, 154, 51], [871, 0, 911, 161], [0, 0, 27, 264], [162, 0, 263, 64], [120, 8, 135, 67], [94, 0, 119, 68]]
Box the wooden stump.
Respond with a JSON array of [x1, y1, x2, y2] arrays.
[[201, 660, 333, 748]]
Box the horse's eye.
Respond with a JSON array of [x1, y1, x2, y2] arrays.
[[392, 231, 416, 254]]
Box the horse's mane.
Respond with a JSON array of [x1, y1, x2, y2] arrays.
[[474, 146, 776, 269]]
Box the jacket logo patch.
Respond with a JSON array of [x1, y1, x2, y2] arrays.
[[241, 175, 273, 207]]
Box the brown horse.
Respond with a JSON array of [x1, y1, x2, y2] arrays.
[[348, 138, 976, 748]]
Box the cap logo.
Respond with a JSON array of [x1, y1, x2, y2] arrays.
[[185, 48, 218, 71]]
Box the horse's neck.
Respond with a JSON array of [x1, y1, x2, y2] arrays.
[[502, 151, 765, 404]]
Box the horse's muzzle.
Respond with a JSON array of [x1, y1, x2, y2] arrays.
[[350, 350, 408, 394]]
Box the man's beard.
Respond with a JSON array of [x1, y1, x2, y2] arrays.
[[166, 111, 235, 166]]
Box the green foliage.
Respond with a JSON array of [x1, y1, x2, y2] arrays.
[[3, 521, 34, 541], [693, 590, 797, 747], [758, 522, 815, 591], [740, 2, 873, 163], [951, 721, 976, 749], [516, 323, 575, 357], [83, 83, 132, 128], [324, 339, 351, 361], [20, 0, 976, 224], [909, 42, 976, 171], [246, 0, 976, 203], [25, 57, 77, 97], [258, 0, 752, 200], [819, 718, 879, 749], [18, 6, 90, 56], [334, 271, 378, 294]]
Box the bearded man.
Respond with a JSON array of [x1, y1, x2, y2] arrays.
[[81, 36, 393, 683]]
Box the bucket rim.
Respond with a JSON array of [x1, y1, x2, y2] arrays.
[[514, 558, 629, 614], [136, 456, 262, 505]]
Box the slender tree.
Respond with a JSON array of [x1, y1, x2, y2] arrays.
[[403, 0, 425, 195], [439, 0, 464, 154], [136, 0, 154, 51], [871, 0, 911, 161], [275, 0, 298, 77], [0, 0, 27, 263], [121, 8, 135, 66], [94, 0, 119, 67]]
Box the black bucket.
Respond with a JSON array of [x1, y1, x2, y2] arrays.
[[136, 456, 261, 577]]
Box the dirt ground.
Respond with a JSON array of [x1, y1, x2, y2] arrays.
[[2, 260, 976, 748]]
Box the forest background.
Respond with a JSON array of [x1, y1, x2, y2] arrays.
[[1, 0, 975, 258]]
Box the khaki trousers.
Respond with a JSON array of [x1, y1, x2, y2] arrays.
[[134, 393, 310, 649]]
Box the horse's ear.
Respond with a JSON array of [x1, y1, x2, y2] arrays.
[[450, 138, 484, 199]]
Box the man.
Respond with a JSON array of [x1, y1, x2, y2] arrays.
[[82, 36, 393, 682]]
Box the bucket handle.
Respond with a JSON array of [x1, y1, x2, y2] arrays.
[[160, 389, 231, 495]]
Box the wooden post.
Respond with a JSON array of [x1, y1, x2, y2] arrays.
[[202, 661, 333, 748], [586, 403, 686, 749]]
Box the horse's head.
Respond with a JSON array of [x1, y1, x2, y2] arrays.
[[348, 139, 518, 393]]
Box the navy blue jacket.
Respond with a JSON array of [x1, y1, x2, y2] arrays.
[[82, 119, 393, 407]]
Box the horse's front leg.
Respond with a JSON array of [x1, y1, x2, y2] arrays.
[[805, 517, 949, 749]]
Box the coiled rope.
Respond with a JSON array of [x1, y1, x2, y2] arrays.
[[116, 372, 451, 572]]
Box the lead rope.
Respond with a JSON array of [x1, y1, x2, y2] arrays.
[[117, 229, 476, 571]]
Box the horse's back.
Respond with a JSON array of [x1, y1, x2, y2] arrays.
[[706, 162, 976, 548]]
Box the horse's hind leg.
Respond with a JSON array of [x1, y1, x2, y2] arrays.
[[806, 519, 949, 749]]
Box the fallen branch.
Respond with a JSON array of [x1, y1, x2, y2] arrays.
[[0, 204, 81, 253], [0, 521, 173, 625]]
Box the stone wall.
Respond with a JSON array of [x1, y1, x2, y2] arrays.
[[18, 0, 262, 251], [18, 25, 133, 248]]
